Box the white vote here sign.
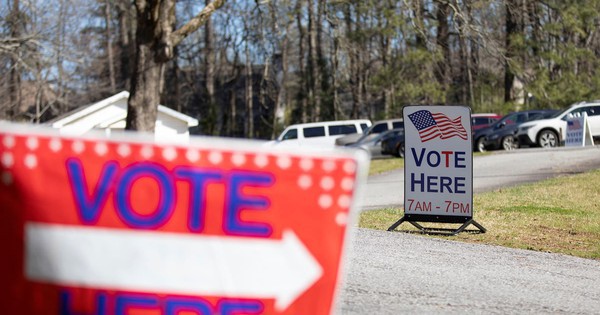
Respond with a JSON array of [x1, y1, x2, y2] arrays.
[[403, 106, 473, 219]]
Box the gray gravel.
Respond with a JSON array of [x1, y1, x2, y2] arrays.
[[339, 146, 600, 314], [339, 229, 600, 314]]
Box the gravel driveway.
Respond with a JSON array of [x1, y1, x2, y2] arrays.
[[339, 146, 600, 314]]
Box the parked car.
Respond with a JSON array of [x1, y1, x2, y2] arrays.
[[270, 119, 371, 148], [381, 130, 406, 158], [476, 110, 558, 152], [472, 113, 502, 133], [516, 102, 600, 148], [335, 118, 404, 146], [347, 129, 403, 159]]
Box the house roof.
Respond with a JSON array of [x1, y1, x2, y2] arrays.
[[49, 91, 198, 128]]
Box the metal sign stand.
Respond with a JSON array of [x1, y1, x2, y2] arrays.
[[387, 216, 486, 236]]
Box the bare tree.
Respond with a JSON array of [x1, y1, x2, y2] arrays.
[[125, 0, 226, 132]]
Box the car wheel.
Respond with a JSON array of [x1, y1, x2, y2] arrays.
[[476, 137, 486, 153], [396, 142, 405, 158], [537, 130, 558, 148], [501, 136, 518, 151]]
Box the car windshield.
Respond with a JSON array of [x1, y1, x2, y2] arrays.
[[353, 129, 402, 146], [495, 113, 517, 125], [549, 106, 573, 119]]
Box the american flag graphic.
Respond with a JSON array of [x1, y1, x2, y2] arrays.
[[408, 110, 468, 142], [567, 119, 581, 130]]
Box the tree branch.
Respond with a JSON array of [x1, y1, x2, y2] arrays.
[[170, 0, 226, 47]]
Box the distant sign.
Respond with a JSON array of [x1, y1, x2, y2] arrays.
[[566, 113, 594, 147], [403, 106, 473, 223], [0, 123, 368, 315]]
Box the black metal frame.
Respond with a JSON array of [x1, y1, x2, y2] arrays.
[[387, 215, 486, 236]]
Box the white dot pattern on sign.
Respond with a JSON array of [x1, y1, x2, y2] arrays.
[[320, 176, 334, 191], [140, 146, 154, 159], [335, 212, 348, 226], [2, 171, 12, 185], [254, 155, 268, 168], [298, 175, 312, 190], [186, 149, 200, 163], [276, 156, 292, 169], [162, 147, 177, 161], [318, 194, 333, 209], [299, 158, 314, 171], [26, 137, 39, 150], [95, 143, 108, 156], [24, 154, 37, 169], [338, 195, 351, 208], [49, 138, 62, 152], [117, 144, 131, 157], [3, 136, 15, 148], [208, 152, 223, 165], [343, 160, 356, 174], [72, 141, 85, 154], [2, 152, 14, 168], [232, 153, 246, 166], [322, 160, 336, 172], [341, 177, 354, 191]]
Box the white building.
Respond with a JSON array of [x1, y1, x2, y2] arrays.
[[49, 91, 199, 143]]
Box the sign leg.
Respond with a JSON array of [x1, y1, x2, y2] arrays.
[[387, 217, 406, 231]]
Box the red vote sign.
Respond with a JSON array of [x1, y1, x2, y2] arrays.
[[0, 123, 367, 315]]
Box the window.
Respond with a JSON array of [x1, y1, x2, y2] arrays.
[[303, 126, 325, 138], [360, 123, 370, 131], [282, 129, 298, 140], [515, 114, 527, 123], [371, 123, 389, 133], [473, 118, 490, 126], [502, 114, 518, 125], [528, 113, 544, 121], [329, 124, 357, 136], [585, 106, 600, 117], [542, 111, 557, 118], [564, 108, 587, 120], [392, 121, 405, 129]]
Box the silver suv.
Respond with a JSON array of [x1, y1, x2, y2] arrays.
[[516, 102, 600, 147], [335, 118, 404, 146]]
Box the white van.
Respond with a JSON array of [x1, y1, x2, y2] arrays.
[[272, 119, 371, 148]]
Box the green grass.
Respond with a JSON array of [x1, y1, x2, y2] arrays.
[[360, 168, 600, 260], [369, 158, 404, 175]]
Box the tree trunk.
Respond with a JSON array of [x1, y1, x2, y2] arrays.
[[116, 0, 133, 91], [332, 30, 340, 120], [126, 41, 165, 131], [205, 0, 219, 135], [126, 0, 225, 132], [504, 0, 518, 103], [125, 0, 173, 132], [270, 0, 291, 139], [296, 1, 308, 123], [7, 0, 23, 119], [435, 0, 450, 104], [414, 0, 427, 49], [105, 0, 116, 92], [344, 5, 359, 118], [171, 44, 181, 112], [307, 0, 322, 121], [244, 41, 254, 137]]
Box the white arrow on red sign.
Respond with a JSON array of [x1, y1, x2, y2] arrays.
[[25, 223, 323, 311]]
